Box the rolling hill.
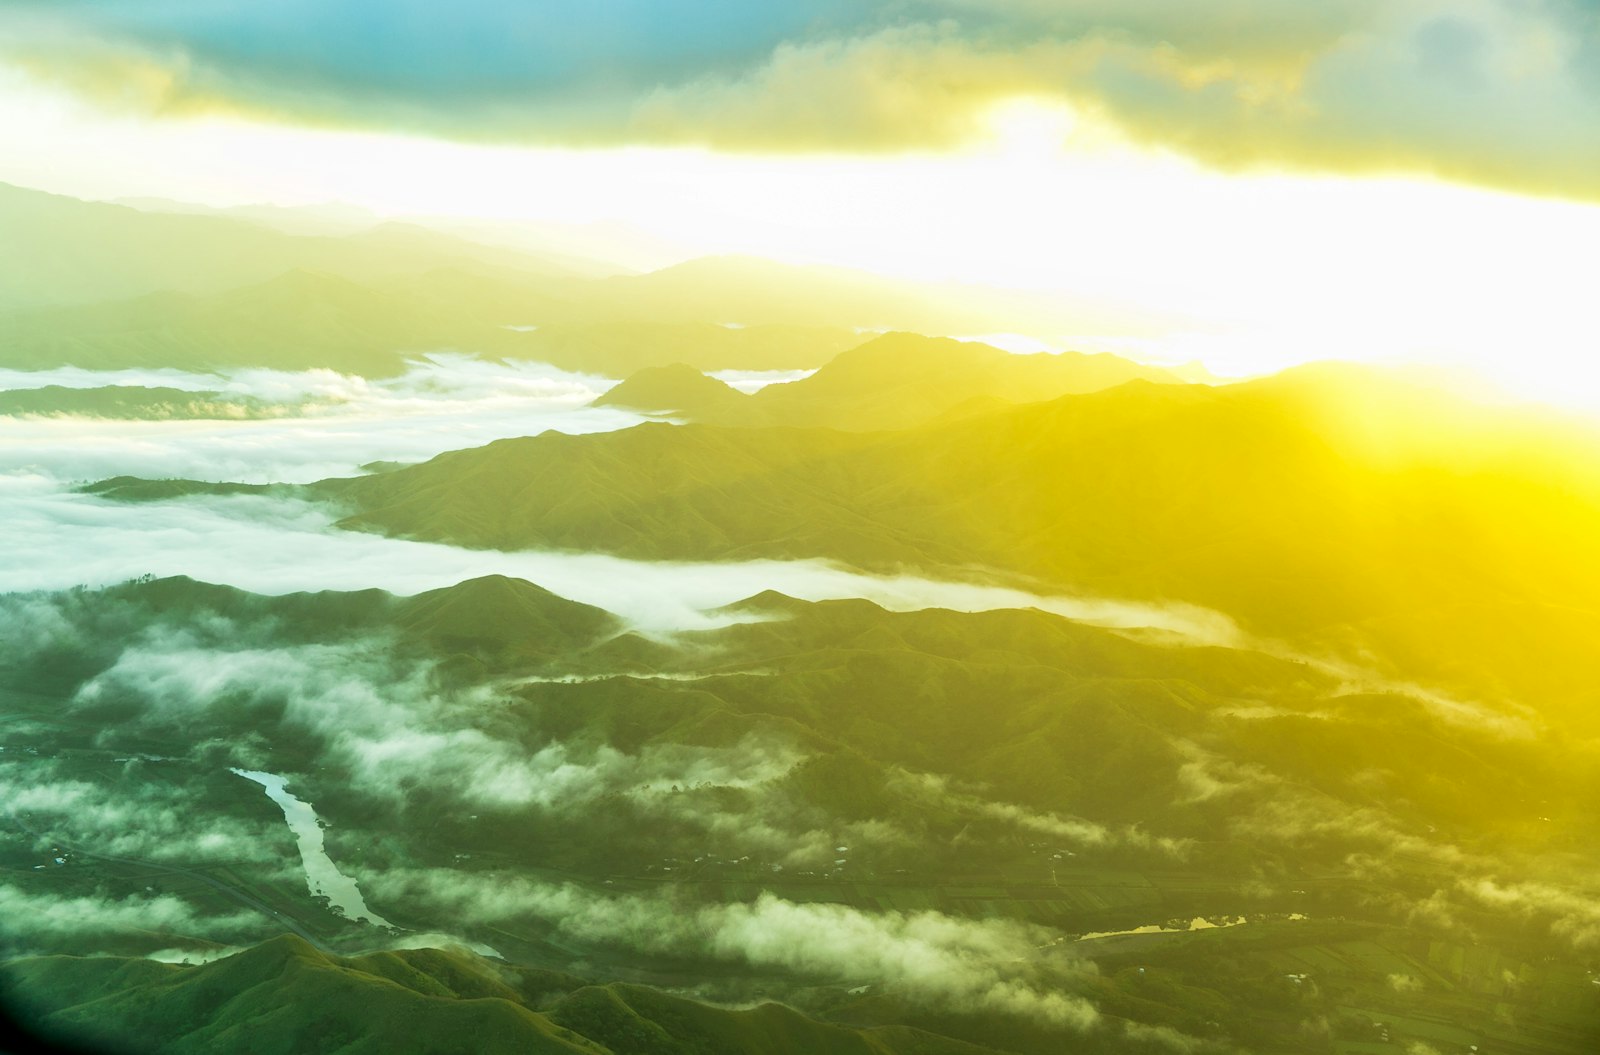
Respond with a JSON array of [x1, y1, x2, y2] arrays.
[[1, 935, 1006, 1055]]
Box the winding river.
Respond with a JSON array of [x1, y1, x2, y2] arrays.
[[231, 768, 394, 928]]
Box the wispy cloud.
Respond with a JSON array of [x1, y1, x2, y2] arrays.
[[890, 769, 1190, 857], [0, 762, 284, 866], [1457, 877, 1600, 951], [0, 882, 265, 955]]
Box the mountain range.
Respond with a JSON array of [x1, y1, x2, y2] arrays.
[[7, 179, 1600, 1055], [596, 333, 1182, 430], [321, 363, 1600, 718]]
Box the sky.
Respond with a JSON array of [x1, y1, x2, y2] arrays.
[[0, 0, 1597, 404]]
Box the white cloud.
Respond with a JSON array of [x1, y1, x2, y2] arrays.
[[0, 761, 285, 866], [890, 769, 1189, 856], [368, 869, 1100, 1028], [1457, 877, 1600, 951], [0, 355, 640, 484], [0, 473, 1261, 639], [0, 882, 263, 950]]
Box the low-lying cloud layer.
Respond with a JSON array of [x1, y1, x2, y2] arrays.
[[0, 882, 265, 955], [0, 476, 1254, 639], [369, 868, 1100, 1029], [33, 615, 804, 831], [891, 769, 1190, 857], [0, 355, 640, 483], [1457, 877, 1600, 951], [0, 761, 285, 868]]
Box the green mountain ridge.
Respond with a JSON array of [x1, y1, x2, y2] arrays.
[[595, 334, 1185, 430], [317, 364, 1600, 715], [49, 573, 622, 667]]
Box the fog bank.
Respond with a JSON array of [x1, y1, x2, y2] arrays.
[[0, 355, 644, 483], [0, 479, 1241, 640]]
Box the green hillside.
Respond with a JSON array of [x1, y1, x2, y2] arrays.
[[393, 575, 622, 662], [1, 935, 1010, 1055]]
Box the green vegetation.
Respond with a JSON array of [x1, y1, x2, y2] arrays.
[[5, 568, 1599, 1052]]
